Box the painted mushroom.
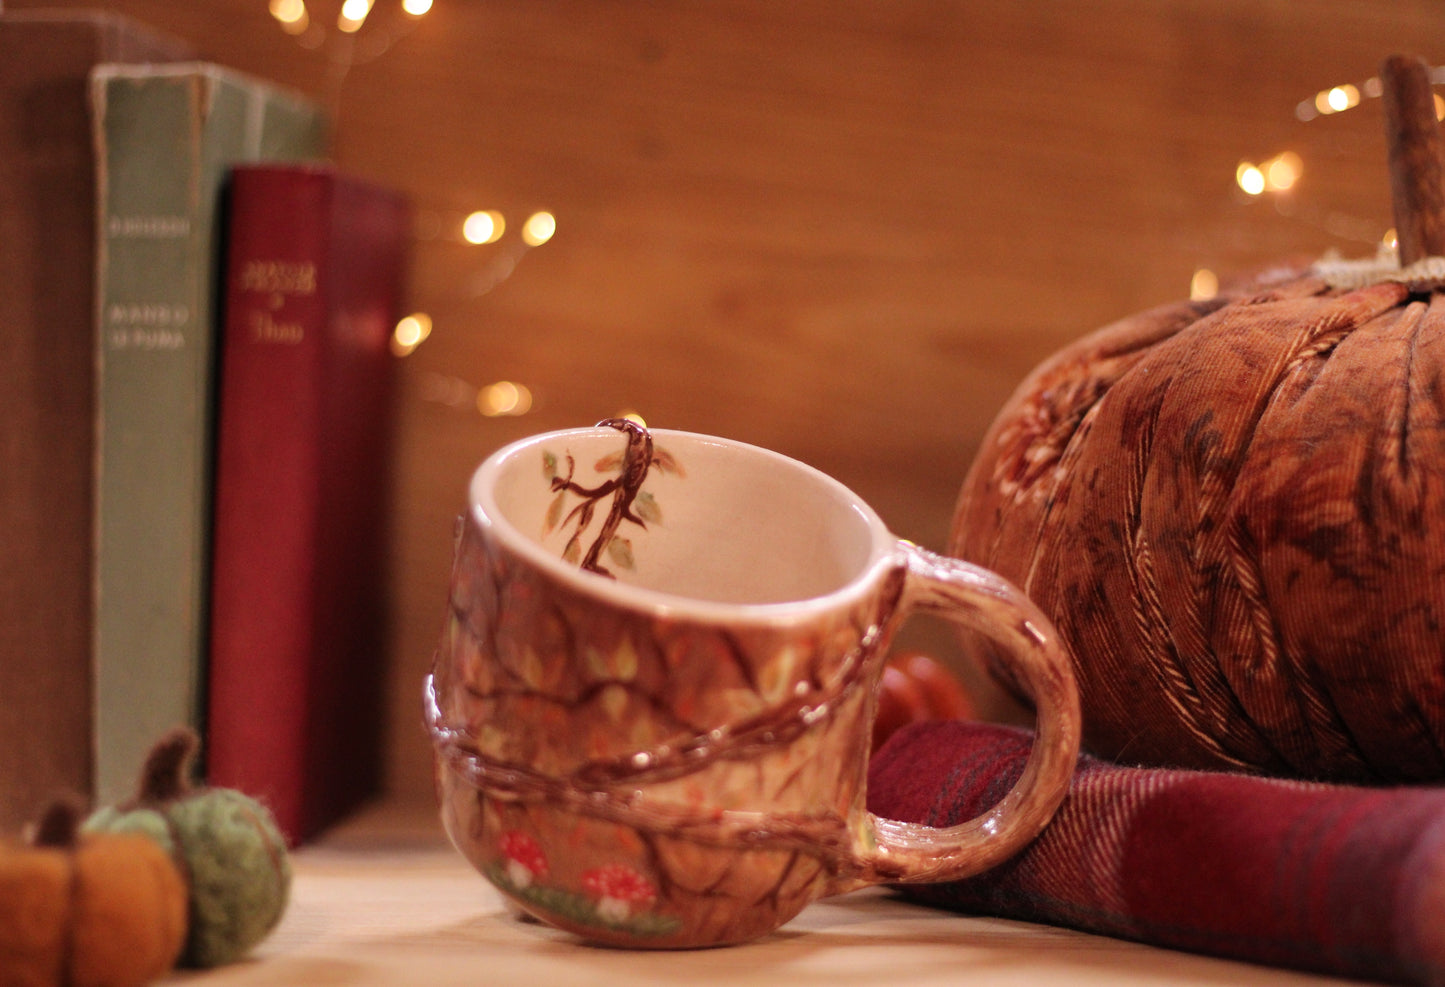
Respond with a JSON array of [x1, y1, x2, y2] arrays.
[[497, 831, 548, 889], [581, 864, 657, 923]]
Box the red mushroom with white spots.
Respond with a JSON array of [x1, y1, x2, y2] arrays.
[[498, 831, 549, 889], [582, 864, 657, 923]]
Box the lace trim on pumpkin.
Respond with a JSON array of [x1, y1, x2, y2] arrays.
[[1312, 249, 1445, 290]]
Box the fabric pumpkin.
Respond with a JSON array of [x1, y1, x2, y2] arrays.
[[951, 260, 1445, 783], [85, 728, 292, 968], [0, 799, 187, 987]]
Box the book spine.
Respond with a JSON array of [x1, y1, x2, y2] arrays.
[[302, 176, 404, 839], [90, 66, 327, 805], [0, 13, 189, 833], [206, 166, 332, 842], [207, 164, 405, 843]]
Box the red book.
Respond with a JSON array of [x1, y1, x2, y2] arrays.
[[207, 163, 410, 844]]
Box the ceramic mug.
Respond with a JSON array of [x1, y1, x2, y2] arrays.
[[427, 419, 1080, 948]]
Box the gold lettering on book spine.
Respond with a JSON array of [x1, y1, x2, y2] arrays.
[[246, 310, 305, 344], [238, 260, 316, 344], [238, 260, 317, 295]]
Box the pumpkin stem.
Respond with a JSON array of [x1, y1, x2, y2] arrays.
[[31, 797, 83, 849], [140, 726, 201, 803], [1380, 54, 1445, 265]]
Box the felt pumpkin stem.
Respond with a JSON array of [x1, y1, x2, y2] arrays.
[[139, 727, 201, 803], [31, 798, 83, 849], [1380, 54, 1445, 265]]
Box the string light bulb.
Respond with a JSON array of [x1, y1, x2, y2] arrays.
[[338, 0, 373, 33], [462, 210, 504, 245], [1236, 162, 1265, 196], [1235, 152, 1300, 196], [1316, 84, 1360, 115], [1189, 268, 1219, 301], [391, 312, 433, 357], [269, 0, 309, 34], [477, 381, 533, 417], [521, 211, 556, 246], [402, 0, 433, 14]]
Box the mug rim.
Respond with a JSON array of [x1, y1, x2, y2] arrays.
[[468, 425, 898, 624]]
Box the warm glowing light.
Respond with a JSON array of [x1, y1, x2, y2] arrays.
[[1234, 152, 1300, 195], [617, 411, 646, 428], [1300, 78, 1384, 121], [1236, 162, 1265, 196], [402, 0, 433, 14], [1384, 228, 1399, 252], [1189, 268, 1219, 301], [521, 211, 556, 246], [462, 210, 504, 245], [338, 0, 372, 32], [270, 0, 309, 33], [1311, 83, 1361, 116], [477, 381, 533, 417], [1435, 93, 1445, 121], [1264, 151, 1301, 191], [390, 312, 433, 356]]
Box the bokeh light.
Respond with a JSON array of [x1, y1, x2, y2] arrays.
[[477, 381, 534, 416], [462, 210, 505, 245], [390, 312, 433, 356], [521, 211, 556, 246]]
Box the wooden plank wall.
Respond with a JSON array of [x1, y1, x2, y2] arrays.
[[19, 0, 1445, 803]]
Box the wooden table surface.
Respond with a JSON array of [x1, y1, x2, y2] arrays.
[[174, 801, 1371, 987]]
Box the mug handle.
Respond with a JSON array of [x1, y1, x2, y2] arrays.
[[849, 541, 1081, 886]]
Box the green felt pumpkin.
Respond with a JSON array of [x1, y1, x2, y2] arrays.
[[86, 728, 292, 967]]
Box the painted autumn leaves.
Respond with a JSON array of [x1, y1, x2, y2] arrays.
[[542, 418, 682, 577]]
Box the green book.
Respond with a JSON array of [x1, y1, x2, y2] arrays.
[[90, 62, 329, 804]]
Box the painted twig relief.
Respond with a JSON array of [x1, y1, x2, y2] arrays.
[[543, 418, 682, 576]]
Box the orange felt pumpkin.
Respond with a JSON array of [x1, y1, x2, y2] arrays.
[[950, 56, 1445, 783], [0, 799, 187, 987]]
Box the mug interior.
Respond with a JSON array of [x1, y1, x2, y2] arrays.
[[477, 427, 883, 607]]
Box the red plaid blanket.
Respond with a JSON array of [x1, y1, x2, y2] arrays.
[[868, 720, 1445, 984]]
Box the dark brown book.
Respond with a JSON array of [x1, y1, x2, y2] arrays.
[[0, 10, 191, 831]]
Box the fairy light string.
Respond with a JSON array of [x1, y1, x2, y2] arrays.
[[262, 1, 562, 418], [1192, 64, 1444, 300]]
